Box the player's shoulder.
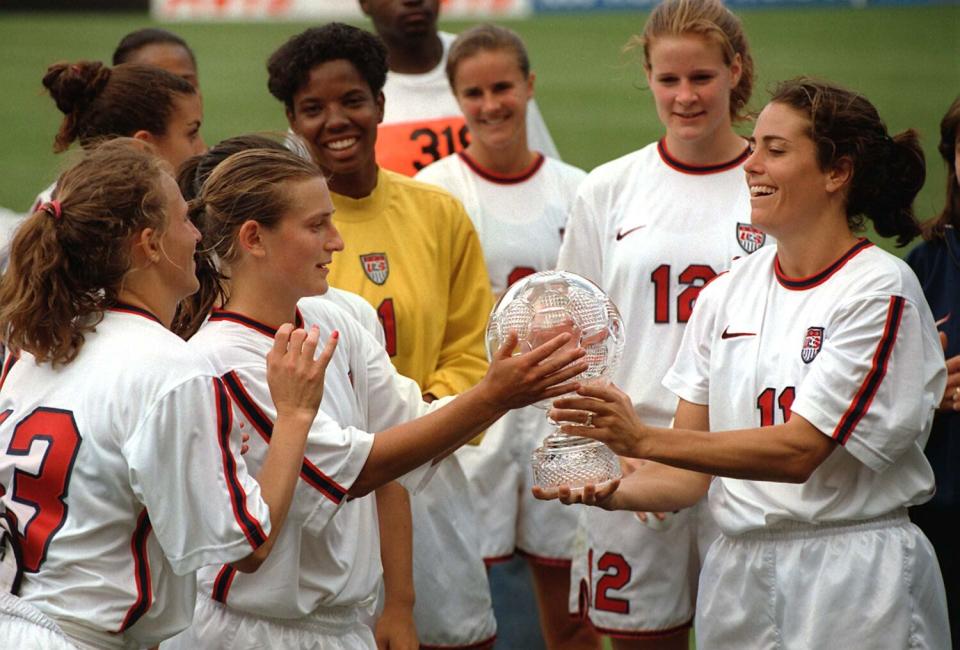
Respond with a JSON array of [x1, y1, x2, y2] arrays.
[[542, 156, 588, 183], [299, 293, 372, 334], [187, 313, 272, 376], [717, 244, 776, 290], [89, 312, 220, 402], [387, 168, 460, 203], [386, 168, 472, 224], [413, 153, 464, 186], [580, 144, 657, 191], [847, 242, 926, 299]]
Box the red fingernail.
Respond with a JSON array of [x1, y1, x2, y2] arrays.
[[332, 330, 339, 339]]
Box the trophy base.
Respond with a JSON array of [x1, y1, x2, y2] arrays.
[[531, 435, 622, 489]]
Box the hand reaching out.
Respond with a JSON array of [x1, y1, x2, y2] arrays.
[[548, 382, 646, 458], [532, 479, 622, 510]]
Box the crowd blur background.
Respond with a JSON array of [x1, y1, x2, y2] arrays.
[[1, 0, 957, 256]]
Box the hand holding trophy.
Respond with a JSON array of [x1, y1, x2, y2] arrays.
[[486, 271, 625, 490]]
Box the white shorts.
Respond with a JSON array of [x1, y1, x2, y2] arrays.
[[697, 511, 951, 650], [0, 592, 78, 650], [460, 407, 580, 565], [160, 592, 376, 650], [568, 499, 715, 637], [411, 456, 497, 648]]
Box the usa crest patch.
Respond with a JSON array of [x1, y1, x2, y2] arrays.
[[360, 253, 389, 285], [801, 327, 824, 363], [736, 223, 766, 254]]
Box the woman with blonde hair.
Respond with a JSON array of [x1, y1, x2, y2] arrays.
[[554, 0, 766, 646], [165, 146, 586, 650]]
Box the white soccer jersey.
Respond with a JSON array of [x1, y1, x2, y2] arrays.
[[0, 306, 270, 648], [188, 297, 435, 619], [416, 152, 586, 296], [377, 31, 559, 177], [663, 241, 943, 535], [557, 139, 763, 427]]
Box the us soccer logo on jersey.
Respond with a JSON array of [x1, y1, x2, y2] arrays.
[[736, 223, 766, 254], [360, 253, 389, 285], [801, 326, 824, 363]]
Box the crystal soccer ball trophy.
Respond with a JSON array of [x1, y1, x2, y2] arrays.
[[486, 271, 625, 489]]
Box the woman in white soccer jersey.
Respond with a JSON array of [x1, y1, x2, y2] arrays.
[[553, 0, 763, 647], [0, 139, 335, 649], [414, 24, 594, 650], [542, 78, 951, 649], [266, 23, 499, 649], [164, 147, 586, 650]]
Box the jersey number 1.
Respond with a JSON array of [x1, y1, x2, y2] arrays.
[[0, 408, 82, 572], [377, 298, 398, 357], [756, 387, 796, 426]]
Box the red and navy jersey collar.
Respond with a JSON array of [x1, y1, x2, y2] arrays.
[[209, 308, 305, 337], [657, 139, 750, 175], [459, 151, 545, 185], [775, 238, 874, 291], [109, 301, 162, 324]]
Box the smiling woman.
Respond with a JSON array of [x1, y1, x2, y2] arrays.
[[538, 78, 949, 650], [550, 1, 765, 648], [266, 22, 500, 650], [412, 24, 593, 650]]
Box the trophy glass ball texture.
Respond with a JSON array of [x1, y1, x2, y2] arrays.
[[485, 271, 625, 489]]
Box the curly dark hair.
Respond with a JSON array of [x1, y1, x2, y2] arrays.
[[267, 23, 388, 112], [771, 77, 924, 247]]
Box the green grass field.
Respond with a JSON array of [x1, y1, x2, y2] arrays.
[[1, 5, 958, 255]]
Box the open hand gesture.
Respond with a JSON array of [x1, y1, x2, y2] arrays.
[[266, 325, 339, 421]]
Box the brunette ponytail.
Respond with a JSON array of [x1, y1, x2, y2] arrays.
[[42, 59, 195, 153], [771, 77, 924, 247], [0, 139, 168, 364]]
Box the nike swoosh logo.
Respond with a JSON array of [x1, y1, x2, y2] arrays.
[[616, 225, 646, 241], [721, 326, 756, 339]]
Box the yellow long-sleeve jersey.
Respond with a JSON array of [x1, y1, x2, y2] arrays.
[[328, 168, 494, 398]]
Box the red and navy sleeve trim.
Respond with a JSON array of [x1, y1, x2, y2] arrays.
[[109, 302, 162, 324], [214, 378, 268, 549], [222, 371, 347, 505], [832, 296, 905, 445], [458, 151, 545, 185], [211, 564, 237, 604], [209, 309, 305, 337], [119, 510, 153, 632], [657, 139, 750, 175], [775, 239, 873, 291], [0, 350, 19, 391]]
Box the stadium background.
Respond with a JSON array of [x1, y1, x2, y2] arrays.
[[1, 2, 958, 256], [0, 2, 956, 647]]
